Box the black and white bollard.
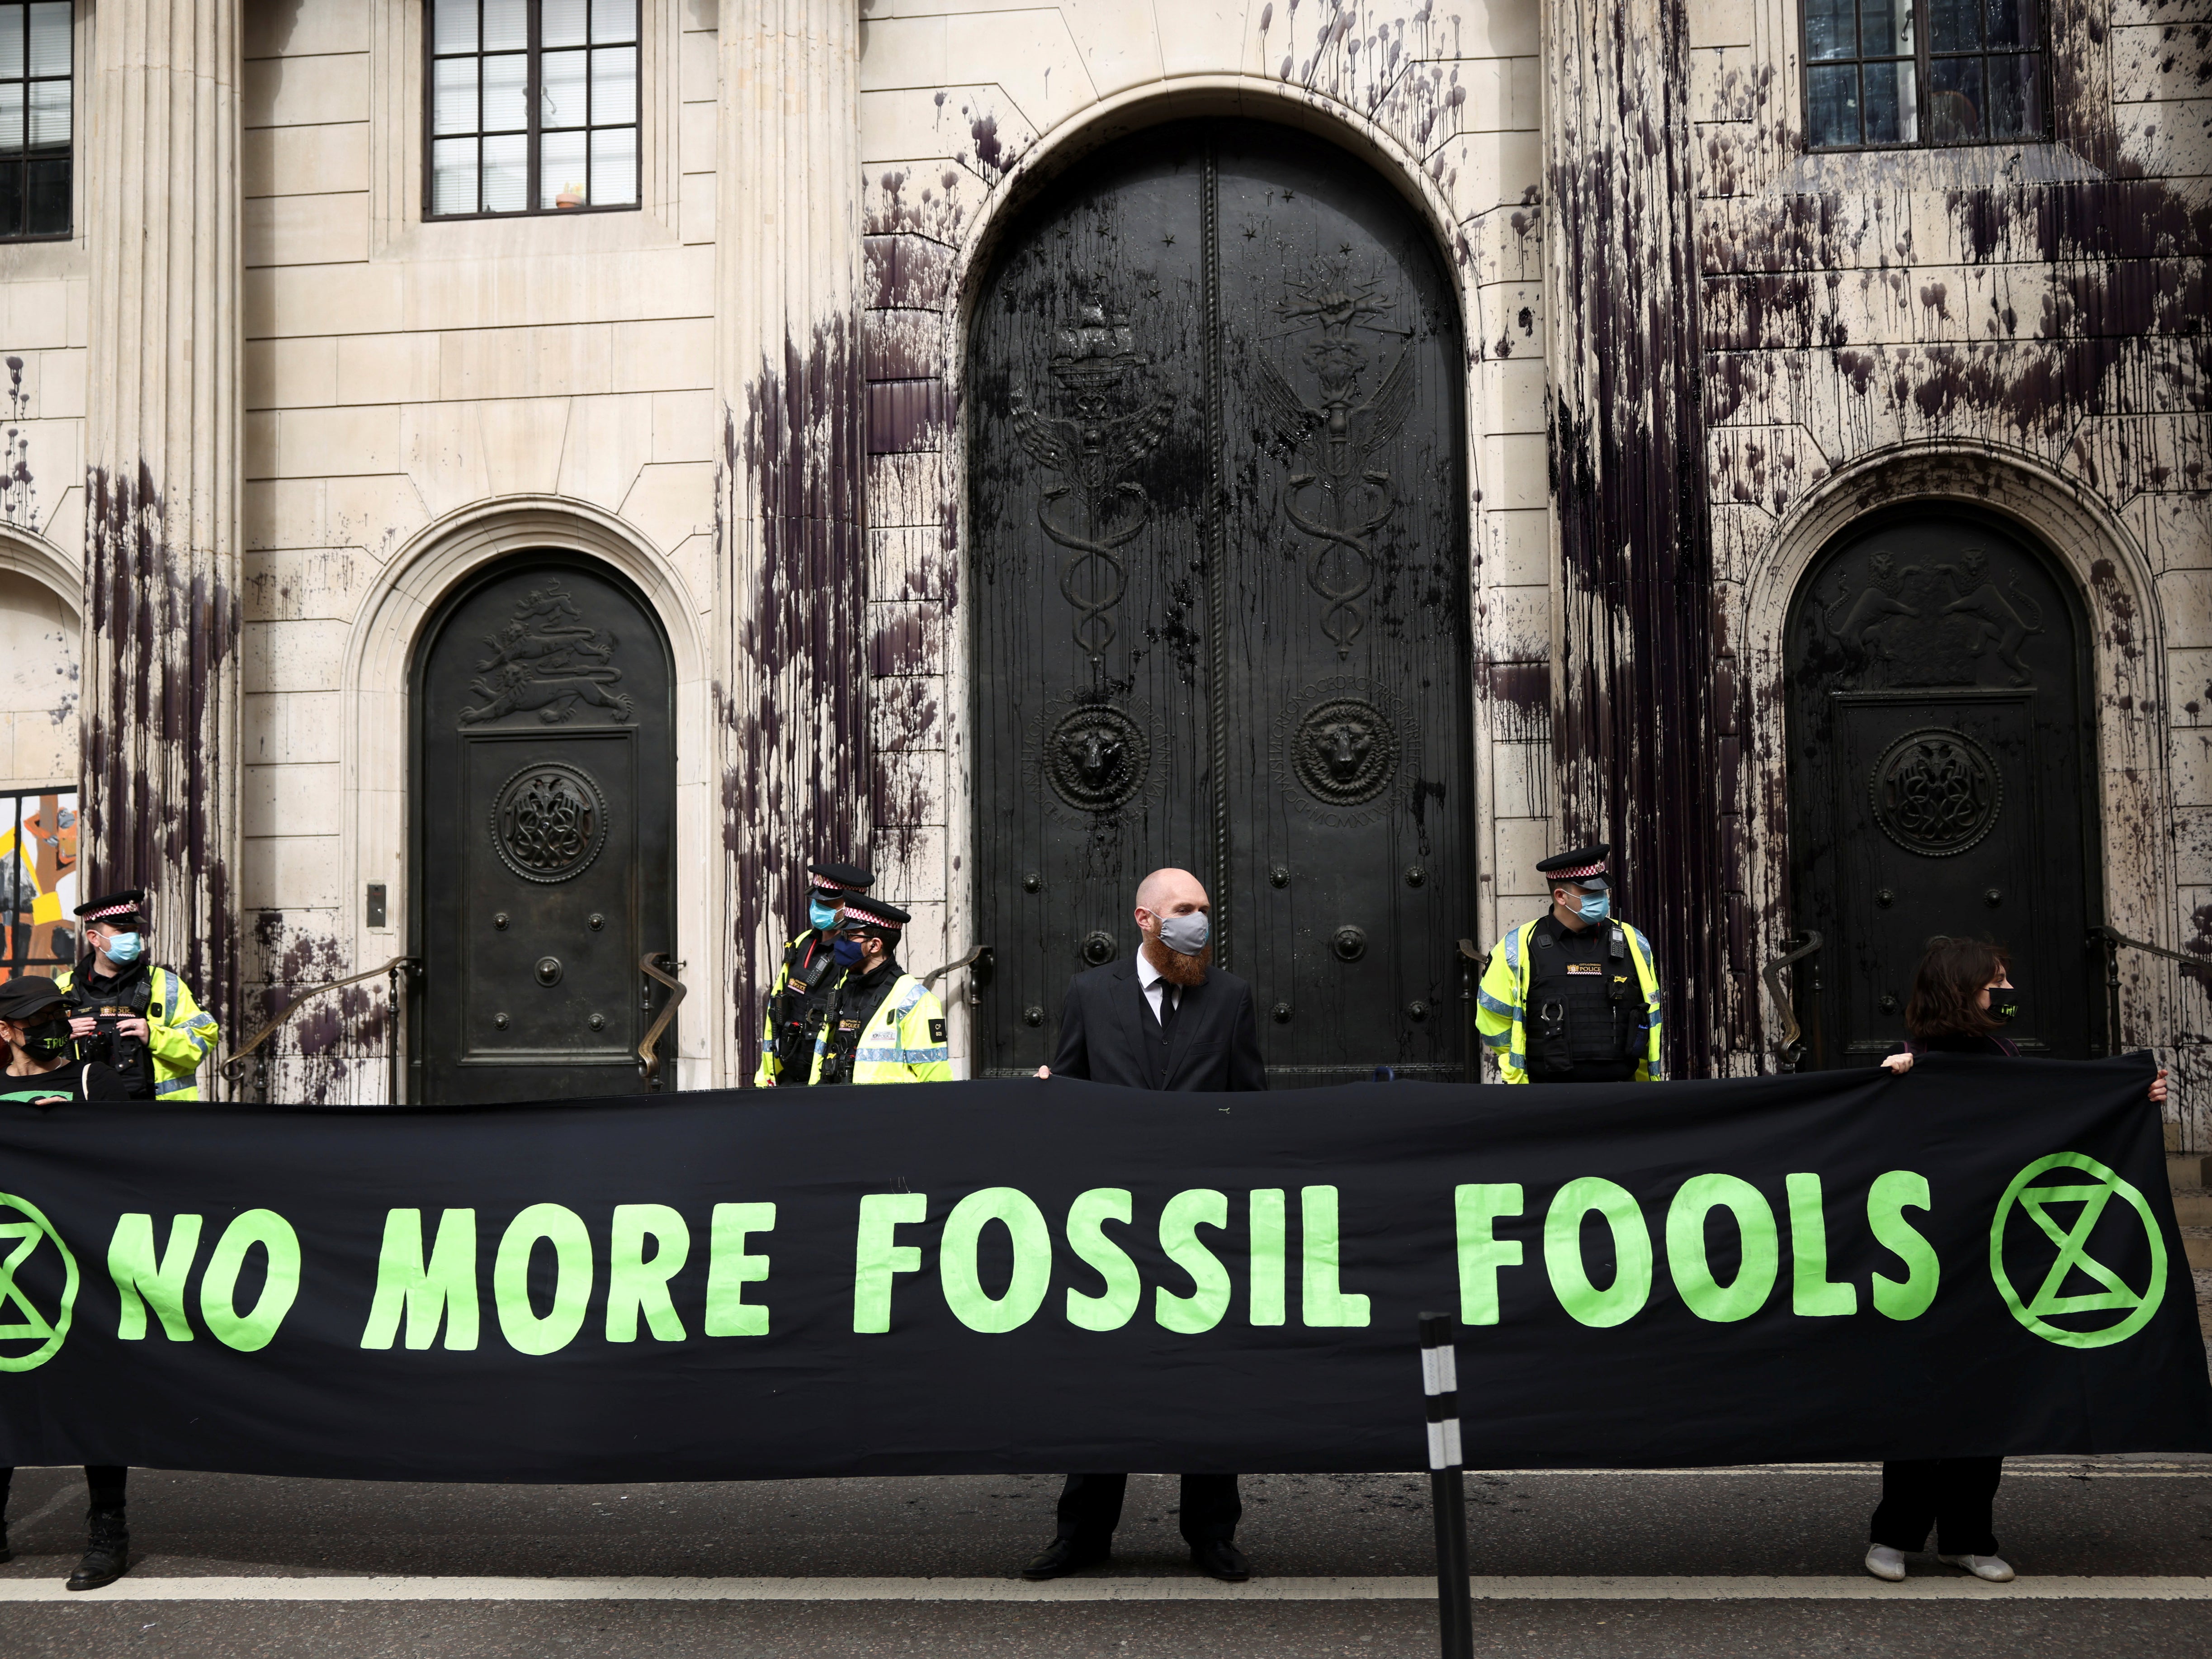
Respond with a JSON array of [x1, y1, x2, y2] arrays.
[[1419, 1311, 1475, 1659]]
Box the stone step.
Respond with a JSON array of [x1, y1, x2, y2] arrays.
[[2188, 1229, 2212, 1272], [2176, 1190, 2212, 1228], [2169, 1154, 2211, 1192]]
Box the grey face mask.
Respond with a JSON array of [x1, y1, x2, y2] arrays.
[[1156, 910, 1210, 956]]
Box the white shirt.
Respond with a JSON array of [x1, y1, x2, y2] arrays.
[[1136, 947, 1181, 1025]]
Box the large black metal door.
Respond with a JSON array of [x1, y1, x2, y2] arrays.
[[969, 120, 1472, 1083], [413, 558, 676, 1102], [1786, 511, 2099, 1064]]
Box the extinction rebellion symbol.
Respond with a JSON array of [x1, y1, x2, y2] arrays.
[[1990, 1153, 2166, 1349], [0, 1192, 78, 1371]]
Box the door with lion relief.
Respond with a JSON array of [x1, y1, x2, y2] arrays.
[[968, 119, 1473, 1084], [1785, 509, 2102, 1066], [412, 555, 677, 1102]]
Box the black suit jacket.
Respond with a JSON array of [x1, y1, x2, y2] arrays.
[[1049, 956, 1269, 1091]]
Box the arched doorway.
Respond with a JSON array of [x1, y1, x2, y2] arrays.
[[1784, 507, 2102, 1065], [967, 119, 1473, 1084], [411, 554, 677, 1102]]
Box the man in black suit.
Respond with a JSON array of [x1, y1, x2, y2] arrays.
[[1021, 866, 1267, 1583]]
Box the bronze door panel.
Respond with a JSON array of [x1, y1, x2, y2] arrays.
[[1786, 512, 2098, 1065], [969, 121, 1473, 1084], [414, 558, 677, 1102]]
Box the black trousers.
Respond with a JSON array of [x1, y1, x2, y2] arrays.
[[1055, 1472, 1242, 1545], [1869, 1458, 2001, 1555], [0, 1466, 128, 1514]]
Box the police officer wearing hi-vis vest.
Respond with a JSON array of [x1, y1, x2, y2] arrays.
[[808, 897, 951, 1085], [57, 888, 221, 1102], [756, 860, 875, 1088], [1476, 844, 1662, 1083]]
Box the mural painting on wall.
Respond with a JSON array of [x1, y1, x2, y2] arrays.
[[0, 790, 77, 984]]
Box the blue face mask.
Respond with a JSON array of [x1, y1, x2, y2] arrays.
[[1565, 891, 1609, 924], [102, 931, 144, 966], [832, 937, 867, 968], [809, 898, 841, 932]]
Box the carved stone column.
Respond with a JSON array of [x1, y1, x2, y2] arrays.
[[715, 0, 868, 1078], [1543, 0, 1725, 1073], [81, 0, 243, 1067]]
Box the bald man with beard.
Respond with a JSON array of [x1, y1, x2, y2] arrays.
[[1022, 866, 1267, 1583]]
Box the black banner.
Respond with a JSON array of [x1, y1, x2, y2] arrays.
[[1, 1055, 2205, 1481]]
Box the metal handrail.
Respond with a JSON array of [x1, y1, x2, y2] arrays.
[[224, 955, 415, 1100], [923, 943, 990, 990], [1761, 931, 1823, 1072], [2089, 925, 2203, 1059], [637, 952, 687, 1088], [2089, 924, 2207, 972], [1458, 938, 1484, 1084]]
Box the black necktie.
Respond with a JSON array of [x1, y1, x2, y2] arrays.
[[1157, 984, 1179, 1035]]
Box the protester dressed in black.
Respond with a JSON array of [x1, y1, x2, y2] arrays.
[[1867, 938, 2168, 1586], [0, 975, 133, 1590]]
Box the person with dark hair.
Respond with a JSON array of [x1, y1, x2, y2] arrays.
[[0, 974, 133, 1590], [1866, 935, 2167, 1586]]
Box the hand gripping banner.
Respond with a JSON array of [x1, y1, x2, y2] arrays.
[[1, 1055, 2205, 1481]]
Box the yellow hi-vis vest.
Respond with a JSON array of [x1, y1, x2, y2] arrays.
[[809, 972, 951, 1085], [1475, 918, 1662, 1084], [55, 964, 220, 1101]]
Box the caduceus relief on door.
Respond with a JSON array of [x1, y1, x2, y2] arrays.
[[1009, 305, 1175, 678], [1252, 262, 1416, 659]]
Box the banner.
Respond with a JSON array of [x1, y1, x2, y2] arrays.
[[1, 1055, 2205, 1481]]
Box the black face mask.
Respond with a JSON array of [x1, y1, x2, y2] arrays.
[[1987, 986, 2023, 1026], [15, 1018, 71, 1060]]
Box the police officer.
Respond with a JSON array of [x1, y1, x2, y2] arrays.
[[57, 889, 221, 1103], [809, 897, 951, 1085], [1475, 844, 1662, 1084], [756, 861, 875, 1088]]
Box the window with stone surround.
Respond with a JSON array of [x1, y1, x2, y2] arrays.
[[0, 2, 70, 241], [1802, 0, 2047, 149], [425, 0, 639, 218]]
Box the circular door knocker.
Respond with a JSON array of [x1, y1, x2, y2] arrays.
[[1333, 925, 1367, 963], [491, 761, 610, 884], [1022, 1005, 1045, 1028], [1079, 931, 1118, 966], [1270, 1002, 1293, 1024], [534, 956, 564, 987], [1868, 728, 2002, 857], [1043, 705, 1150, 813]]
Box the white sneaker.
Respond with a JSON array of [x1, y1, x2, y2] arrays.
[[1863, 1545, 1907, 1582], [1938, 1553, 2015, 1582]]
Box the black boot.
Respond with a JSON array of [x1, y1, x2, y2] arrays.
[[66, 1506, 128, 1591]]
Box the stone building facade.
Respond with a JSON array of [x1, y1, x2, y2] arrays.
[[0, 0, 2202, 1129]]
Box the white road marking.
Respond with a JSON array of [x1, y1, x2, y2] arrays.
[[3, 1574, 2212, 1604]]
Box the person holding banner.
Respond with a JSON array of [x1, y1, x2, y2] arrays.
[[1024, 866, 1266, 1582], [1870, 935, 2168, 1585], [807, 897, 950, 1085], [0, 973, 133, 1589], [757, 860, 875, 1088], [1476, 844, 1663, 1083]]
